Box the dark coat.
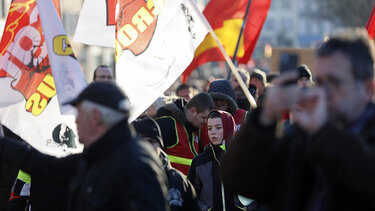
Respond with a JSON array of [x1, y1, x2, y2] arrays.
[[161, 151, 199, 211], [188, 145, 243, 211], [0, 127, 23, 211], [222, 106, 375, 211], [0, 121, 169, 211]]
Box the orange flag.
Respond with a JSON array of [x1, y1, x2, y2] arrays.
[[366, 4, 375, 40], [181, 0, 271, 83]]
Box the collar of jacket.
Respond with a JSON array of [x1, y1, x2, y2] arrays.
[[209, 92, 238, 115], [203, 144, 226, 162], [162, 99, 199, 132], [160, 150, 173, 171], [82, 119, 132, 163]]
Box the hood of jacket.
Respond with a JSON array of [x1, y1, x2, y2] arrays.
[[208, 80, 238, 115], [156, 98, 187, 125], [205, 110, 236, 146]]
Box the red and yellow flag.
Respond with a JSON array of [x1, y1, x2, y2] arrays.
[[366, 4, 375, 40], [0, 0, 59, 112], [181, 0, 271, 83]]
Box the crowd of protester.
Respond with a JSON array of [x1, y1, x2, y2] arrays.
[[0, 28, 374, 211]]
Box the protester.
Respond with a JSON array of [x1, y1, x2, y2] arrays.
[[283, 65, 315, 132], [0, 127, 24, 210], [266, 72, 279, 85], [8, 170, 31, 211], [92, 65, 114, 82], [188, 110, 246, 211], [250, 69, 267, 96], [133, 117, 200, 211], [207, 79, 249, 131], [296, 64, 313, 88], [230, 68, 251, 111], [176, 84, 194, 101], [0, 82, 169, 211], [222, 28, 375, 211], [156, 92, 214, 175]]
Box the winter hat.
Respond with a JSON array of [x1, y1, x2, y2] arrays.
[[132, 117, 164, 148], [65, 82, 131, 116], [296, 64, 312, 81], [208, 80, 236, 101]]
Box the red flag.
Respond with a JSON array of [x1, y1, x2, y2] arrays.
[[0, 0, 85, 156], [181, 0, 271, 83], [0, 0, 59, 110], [366, 4, 375, 40]]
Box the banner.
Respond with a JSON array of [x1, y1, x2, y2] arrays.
[[366, 3, 375, 40], [36, 0, 86, 114], [0, 0, 85, 156], [181, 0, 271, 83], [74, 0, 116, 47], [115, 0, 208, 121]]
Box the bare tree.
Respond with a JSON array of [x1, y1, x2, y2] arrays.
[[313, 0, 373, 27]]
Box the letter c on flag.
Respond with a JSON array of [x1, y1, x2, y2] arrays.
[[53, 35, 73, 56]]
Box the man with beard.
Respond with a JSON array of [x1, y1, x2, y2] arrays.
[[230, 68, 251, 111]]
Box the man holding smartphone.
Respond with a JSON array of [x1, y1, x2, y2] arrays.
[[222, 28, 375, 211]]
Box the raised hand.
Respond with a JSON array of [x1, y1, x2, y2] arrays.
[[260, 71, 301, 126], [293, 87, 327, 134]]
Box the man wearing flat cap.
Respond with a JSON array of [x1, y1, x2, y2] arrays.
[[0, 82, 170, 211]]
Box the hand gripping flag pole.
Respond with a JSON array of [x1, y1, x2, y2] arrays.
[[187, 0, 257, 109]]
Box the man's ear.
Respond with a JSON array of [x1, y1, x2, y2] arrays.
[[91, 108, 103, 125]]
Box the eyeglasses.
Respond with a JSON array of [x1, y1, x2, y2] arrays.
[[315, 75, 357, 91]]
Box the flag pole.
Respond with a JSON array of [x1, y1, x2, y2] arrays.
[[0, 120, 4, 138], [227, 0, 252, 80], [187, 0, 257, 109]]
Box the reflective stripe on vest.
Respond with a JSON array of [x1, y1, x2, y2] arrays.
[[157, 116, 199, 175], [167, 154, 193, 166]]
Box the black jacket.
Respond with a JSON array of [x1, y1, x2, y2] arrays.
[[222, 106, 375, 211], [0, 121, 169, 211], [161, 151, 199, 211], [189, 145, 243, 211], [0, 127, 23, 211]]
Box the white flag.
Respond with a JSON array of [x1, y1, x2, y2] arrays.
[[37, 0, 87, 114], [0, 0, 85, 156], [74, 0, 116, 47], [116, 0, 207, 121], [73, 0, 208, 121]]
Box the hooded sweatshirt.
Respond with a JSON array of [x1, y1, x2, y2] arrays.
[[188, 110, 244, 211], [207, 80, 249, 129]]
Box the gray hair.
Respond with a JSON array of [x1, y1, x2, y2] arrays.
[[80, 100, 126, 129]]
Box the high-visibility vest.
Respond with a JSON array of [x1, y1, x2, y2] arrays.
[[161, 116, 199, 175], [233, 109, 248, 131]]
